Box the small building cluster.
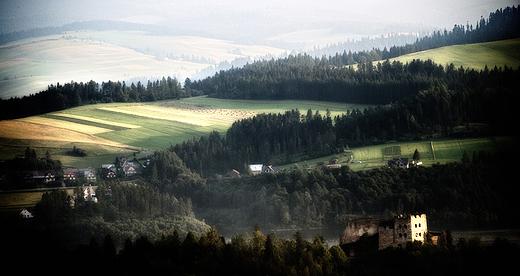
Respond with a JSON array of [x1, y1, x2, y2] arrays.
[[18, 184, 102, 219], [227, 164, 280, 177], [62, 156, 145, 185], [249, 164, 279, 175], [387, 158, 422, 169], [64, 168, 97, 183]]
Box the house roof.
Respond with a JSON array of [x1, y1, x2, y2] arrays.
[[250, 164, 263, 171]]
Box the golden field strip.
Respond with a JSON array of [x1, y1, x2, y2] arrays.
[[0, 99, 264, 168], [97, 107, 213, 127], [0, 119, 123, 146], [17, 116, 112, 134], [53, 113, 141, 129]]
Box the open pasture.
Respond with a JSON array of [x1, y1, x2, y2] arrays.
[[388, 38, 520, 70], [0, 34, 205, 99], [97, 106, 213, 127], [282, 137, 510, 171], [0, 190, 44, 214], [0, 98, 370, 168], [18, 116, 113, 134], [0, 187, 78, 215], [0, 97, 506, 170], [0, 31, 287, 99]]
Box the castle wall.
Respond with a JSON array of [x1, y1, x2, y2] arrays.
[[340, 218, 384, 245], [378, 226, 394, 250], [394, 216, 412, 247], [341, 214, 429, 251]]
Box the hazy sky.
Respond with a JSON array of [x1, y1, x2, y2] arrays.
[[1, 0, 518, 31]]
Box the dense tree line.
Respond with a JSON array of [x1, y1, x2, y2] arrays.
[[145, 146, 517, 231], [147, 149, 207, 198], [308, 6, 520, 61], [191, 6, 519, 103], [191, 53, 519, 105], [27, 179, 203, 247], [205, 151, 515, 230], [33, 180, 196, 223], [5, 222, 518, 275], [0, 76, 191, 120]]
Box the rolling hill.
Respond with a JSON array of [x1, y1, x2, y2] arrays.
[[386, 38, 520, 70], [0, 31, 287, 100], [0, 98, 363, 168]]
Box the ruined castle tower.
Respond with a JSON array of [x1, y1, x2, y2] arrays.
[[379, 214, 427, 249], [340, 214, 428, 252]]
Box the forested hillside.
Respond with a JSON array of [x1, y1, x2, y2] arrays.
[[191, 6, 519, 102], [164, 62, 518, 177], [142, 142, 517, 231], [2, 6, 518, 121], [308, 6, 520, 59]]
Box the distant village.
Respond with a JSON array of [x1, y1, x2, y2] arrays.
[[16, 156, 149, 187], [9, 151, 421, 220], [10, 153, 422, 188]]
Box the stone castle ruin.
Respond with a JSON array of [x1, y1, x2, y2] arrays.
[[340, 214, 432, 254]]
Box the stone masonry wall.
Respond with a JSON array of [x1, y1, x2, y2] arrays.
[[340, 218, 384, 245]]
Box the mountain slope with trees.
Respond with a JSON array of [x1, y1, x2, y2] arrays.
[[190, 6, 519, 103]]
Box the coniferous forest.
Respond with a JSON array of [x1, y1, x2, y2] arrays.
[[2, 5, 520, 276]]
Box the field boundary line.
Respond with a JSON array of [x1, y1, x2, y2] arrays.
[[431, 141, 436, 161]]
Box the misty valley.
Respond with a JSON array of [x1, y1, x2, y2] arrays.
[[1, 2, 520, 276]]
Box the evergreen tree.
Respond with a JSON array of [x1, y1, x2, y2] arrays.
[[413, 149, 421, 161]]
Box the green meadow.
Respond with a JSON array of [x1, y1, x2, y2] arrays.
[[282, 137, 511, 171], [0, 96, 510, 169], [388, 38, 520, 70], [0, 98, 367, 168]]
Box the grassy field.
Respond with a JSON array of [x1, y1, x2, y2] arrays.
[[0, 187, 79, 215], [0, 97, 510, 170], [0, 31, 287, 99], [0, 97, 367, 168], [387, 38, 520, 70], [281, 136, 512, 171]]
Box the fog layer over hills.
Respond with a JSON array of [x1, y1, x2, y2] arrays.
[[2, 0, 518, 47]]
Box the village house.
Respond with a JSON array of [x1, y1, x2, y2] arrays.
[[229, 169, 240, 178], [19, 208, 34, 219], [81, 168, 96, 183], [124, 164, 136, 176], [63, 168, 81, 184], [117, 156, 143, 176], [249, 164, 263, 175], [63, 169, 78, 182], [23, 170, 56, 184], [101, 164, 117, 179], [262, 165, 279, 173], [84, 185, 97, 203], [388, 158, 413, 169]]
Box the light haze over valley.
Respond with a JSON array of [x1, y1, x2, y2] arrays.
[[0, 0, 518, 98]]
